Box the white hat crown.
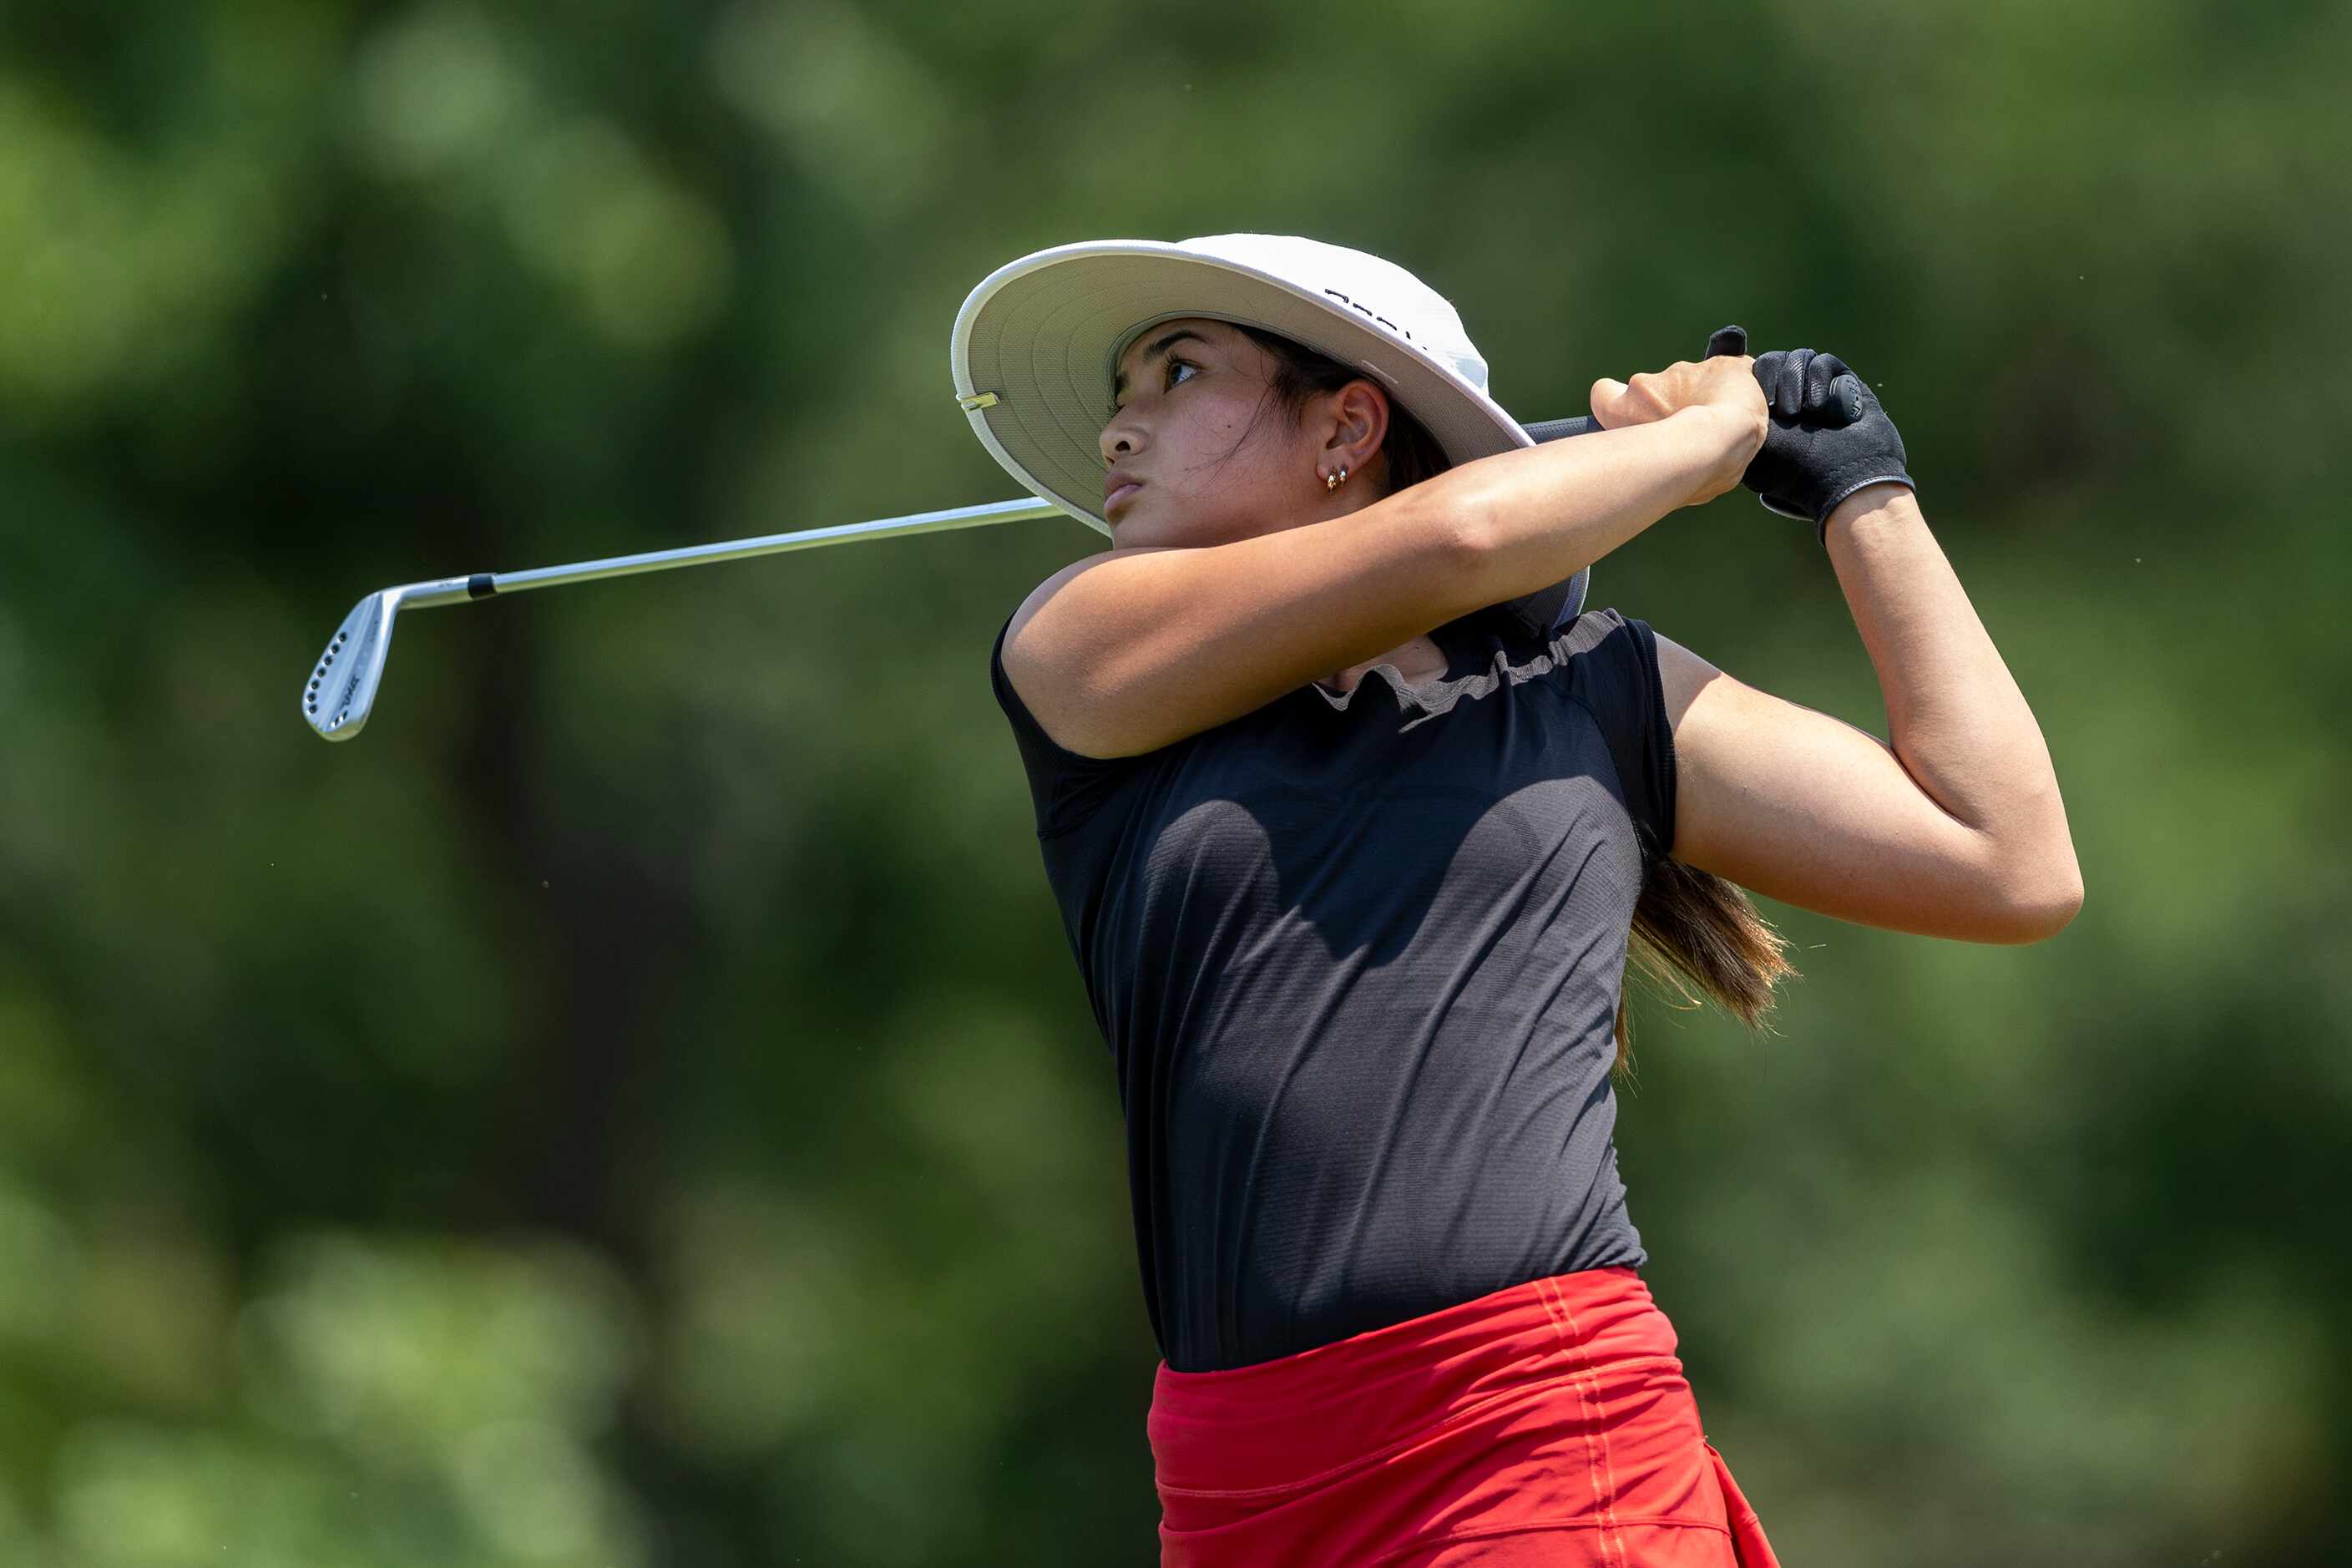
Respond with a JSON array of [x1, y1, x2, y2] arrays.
[[1156, 233, 1494, 396]]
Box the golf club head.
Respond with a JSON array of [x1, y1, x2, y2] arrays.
[[301, 590, 399, 741]]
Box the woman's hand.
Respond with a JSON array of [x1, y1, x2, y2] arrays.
[[1589, 326, 1768, 507], [1740, 346, 1916, 543]]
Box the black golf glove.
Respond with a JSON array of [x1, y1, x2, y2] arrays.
[[1703, 327, 1915, 544]]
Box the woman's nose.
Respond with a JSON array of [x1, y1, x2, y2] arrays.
[[1100, 412, 1140, 463]]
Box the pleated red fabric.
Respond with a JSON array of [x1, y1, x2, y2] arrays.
[[1148, 1267, 1778, 1567]]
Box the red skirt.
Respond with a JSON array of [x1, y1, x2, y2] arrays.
[[1148, 1267, 1778, 1567]]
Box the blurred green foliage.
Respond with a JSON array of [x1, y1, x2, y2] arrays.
[[1, 0, 2345, 1562]]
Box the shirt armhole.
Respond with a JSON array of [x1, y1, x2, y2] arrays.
[[1619, 615, 1680, 869], [1550, 609, 1679, 873], [989, 611, 1146, 838]]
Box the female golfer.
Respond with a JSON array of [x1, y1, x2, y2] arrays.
[[951, 235, 2081, 1566]]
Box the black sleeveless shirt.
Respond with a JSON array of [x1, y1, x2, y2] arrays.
[[989, 606, 1677, 1372]]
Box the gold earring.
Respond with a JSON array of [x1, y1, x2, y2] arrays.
[[1325, 466, 1349, 493]]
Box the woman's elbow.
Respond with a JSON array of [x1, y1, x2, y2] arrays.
[[1994, 851, 2085, 943]]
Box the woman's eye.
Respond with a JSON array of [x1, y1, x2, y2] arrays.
[[1107, 360, 1199, 421]]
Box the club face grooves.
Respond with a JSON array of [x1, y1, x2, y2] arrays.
[[302, 592, 395, 741]]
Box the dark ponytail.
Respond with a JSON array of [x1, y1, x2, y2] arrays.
[[1238, 324, 1800, 1070]]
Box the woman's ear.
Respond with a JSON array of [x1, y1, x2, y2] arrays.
[[1324, 378, 1391, 470]]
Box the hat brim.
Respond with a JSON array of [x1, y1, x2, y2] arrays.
[[950, 240, 1534, 539]]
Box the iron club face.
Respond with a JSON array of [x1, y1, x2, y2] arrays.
[[301, 590, 400, 741]]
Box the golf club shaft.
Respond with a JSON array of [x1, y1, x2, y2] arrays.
[[390, 497, 1060, 610], [385, 417, 1601, 611]]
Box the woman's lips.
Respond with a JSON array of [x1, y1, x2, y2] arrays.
[[1105, 483, 1142, 513]]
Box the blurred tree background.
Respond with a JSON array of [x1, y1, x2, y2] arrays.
[[1, 0, 2344, 1562]]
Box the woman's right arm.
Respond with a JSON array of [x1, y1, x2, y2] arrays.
[[1002, 363, 1765, 761]]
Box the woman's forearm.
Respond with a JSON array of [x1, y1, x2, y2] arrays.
[[1440, 407, 1755, 607], [1824, 484, 2081, 893]]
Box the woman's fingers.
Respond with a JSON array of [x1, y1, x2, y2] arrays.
[[1591, 369, 1687, 426], [1589, 377, 1629, 427], [1765, 346, 1864, 426], [1756, 346, 1865, 427], [1803, 351, 1844, 410], [1806, 352, 1864, 425], [1593, 334, 1862, 464], [1773, 348, 1814, 421], [1594, 342, 1768, 432]]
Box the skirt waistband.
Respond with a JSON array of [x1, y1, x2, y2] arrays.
[[1149, 1266, 1673, 1499]]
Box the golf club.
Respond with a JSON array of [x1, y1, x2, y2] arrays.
[[300, 415, 1602, 742]]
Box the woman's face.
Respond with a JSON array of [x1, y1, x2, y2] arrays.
[[1097, 317, 1381, 549]]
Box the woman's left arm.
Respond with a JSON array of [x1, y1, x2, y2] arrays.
[[1657, 483, 2083, 943]]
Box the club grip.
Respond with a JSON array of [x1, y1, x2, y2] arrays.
[[1523, 416, 1601, 443]]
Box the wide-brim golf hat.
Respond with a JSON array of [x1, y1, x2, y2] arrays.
[[948, 233, 1587, 639]]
